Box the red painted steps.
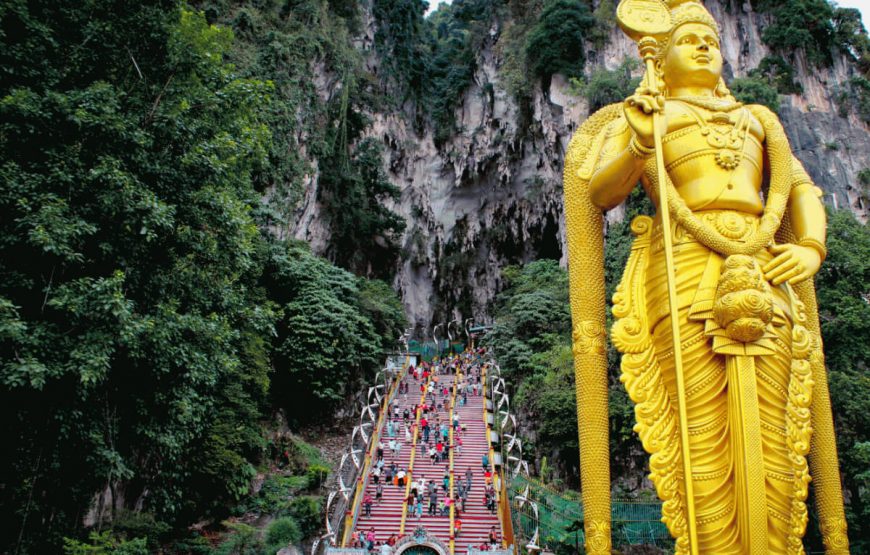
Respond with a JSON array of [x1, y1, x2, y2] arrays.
[[351, 362, 503, 554]]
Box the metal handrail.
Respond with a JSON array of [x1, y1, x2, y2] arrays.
[[482, 362, 515, 550], [313, 353, 411, 555], [340, 358, 408, 546]]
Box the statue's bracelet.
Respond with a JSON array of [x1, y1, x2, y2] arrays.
[[798, 237, 828, 262], [628, 136, 655, 159]]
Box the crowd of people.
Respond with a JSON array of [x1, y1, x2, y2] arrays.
[[350, 529, 399, 554], [354, 349, 504, 553]]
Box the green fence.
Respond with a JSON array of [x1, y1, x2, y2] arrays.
[[509, 475, 673, 552], [407, 340, 465, 362]]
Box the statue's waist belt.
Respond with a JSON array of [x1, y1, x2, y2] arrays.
[[649, 210, 763, 253]]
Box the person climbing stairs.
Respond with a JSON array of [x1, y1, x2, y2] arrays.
[[350, 355, 503, 554]]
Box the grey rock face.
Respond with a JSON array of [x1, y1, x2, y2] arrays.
[[292, 0, 869, 329]]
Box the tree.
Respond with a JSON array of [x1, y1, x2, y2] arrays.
[[811, 210, 870, 551], [570, 59, 641, 113], [267, 242, 400, 424], [729, 75, 781, 112], [760, 0, 836, 66], [320, 137, 406, 278], [1, 4, 276, 549], [525, 0, 596, 82]]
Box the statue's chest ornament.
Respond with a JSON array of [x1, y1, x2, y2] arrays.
[[679, 99, 751, 170]]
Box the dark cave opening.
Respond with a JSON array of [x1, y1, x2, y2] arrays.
[[532, 212, 561, 261]]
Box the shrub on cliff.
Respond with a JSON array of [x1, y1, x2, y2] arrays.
[[525, 0, 596, 81]]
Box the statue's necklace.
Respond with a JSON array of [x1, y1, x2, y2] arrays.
[[674, 96, 744, 113], [679, 100, 750, 170], [643, 104, 792, 257]]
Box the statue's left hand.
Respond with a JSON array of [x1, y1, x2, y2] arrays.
[[763, 243, 822, 285]]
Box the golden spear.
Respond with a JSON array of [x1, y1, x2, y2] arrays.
[[615, 0, 700, 551]]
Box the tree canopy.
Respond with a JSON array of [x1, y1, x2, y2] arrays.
[[0, 3, 406, 552]]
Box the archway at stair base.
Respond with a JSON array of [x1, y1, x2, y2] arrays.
[[397, 546, 441, 555], [393, 527, 449, 555]]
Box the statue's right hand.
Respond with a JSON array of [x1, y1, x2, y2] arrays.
[[624, 87, 665, 148]]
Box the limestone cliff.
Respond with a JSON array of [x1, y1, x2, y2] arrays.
[[291, 0, 870, 329]]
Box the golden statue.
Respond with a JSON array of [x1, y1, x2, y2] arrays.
[[563, 0, 850, 553]]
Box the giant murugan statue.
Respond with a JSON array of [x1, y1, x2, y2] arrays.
[[564, 0, 850, 553]]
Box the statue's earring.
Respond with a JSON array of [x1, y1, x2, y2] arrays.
[[715, 78, 734, 101]]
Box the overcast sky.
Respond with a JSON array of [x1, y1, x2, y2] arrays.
[[425, 0, 869, 25]]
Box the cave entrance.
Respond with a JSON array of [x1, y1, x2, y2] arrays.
[[532, 212, 561, 260]]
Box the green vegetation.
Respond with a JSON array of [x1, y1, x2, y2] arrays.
[[486, 260, 577, 471], [372, 0, 496, 144], [320, 133, 406, 276], [486, 191, 652, 486], [835, 76, 870, 124], [372, 0, 429, 101], [756, 0, 870, 71], [200, 0, 362, 227], [0, 2, 405, 553], [2, 0, 868, 551], [525, 0, 596, 82], [759, 0, 836, 66], [210, 518, 303, 555], [832, 6, 870, 74], [63, 532, 149, 555], [728, 54, 810, 113], [859, 169, 870, 208], [268, 242, 403, 422], [569, 59, 641, 113], [806, 210, 870, 552], [200, 0, 406, 274], [730, 75, 781, 112], [499, 0, 614, 110]]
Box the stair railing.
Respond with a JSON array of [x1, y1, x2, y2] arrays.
[[484, 359, 536, 552], [313, 352, 409, 555], [340, 357, 408, 546]]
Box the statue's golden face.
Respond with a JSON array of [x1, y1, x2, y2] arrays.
[[662, 23, 722, 90]]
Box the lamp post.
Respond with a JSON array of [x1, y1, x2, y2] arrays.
[[447, 318, 462, 356], [433, 323, 445, 357]]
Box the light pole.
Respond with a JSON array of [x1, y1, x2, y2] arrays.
[[447, 318, 461, 355], [433, 323, 445, 357]]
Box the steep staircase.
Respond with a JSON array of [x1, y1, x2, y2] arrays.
[[350, 357, 502, 553], [451, 367, 500, 553]]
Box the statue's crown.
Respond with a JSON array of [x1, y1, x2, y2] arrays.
[[651, 1, 720, 61], [668, 1, 720, 39]]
